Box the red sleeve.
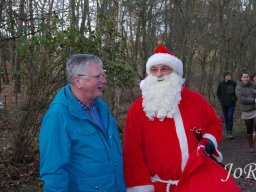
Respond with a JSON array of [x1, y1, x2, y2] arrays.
[[181, 87, 222, 144], [188, 88, 222, 144], [123, 97, 153, 187], [201, 95, 222, 144]]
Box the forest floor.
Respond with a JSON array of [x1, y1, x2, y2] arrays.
[[0, 110, 256, 191], [219, 132, 256, 191], [0, 113, 42, 192]]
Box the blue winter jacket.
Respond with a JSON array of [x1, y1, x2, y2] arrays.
[[39, 84, 126, 192]]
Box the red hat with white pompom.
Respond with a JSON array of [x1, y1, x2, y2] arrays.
[[146, 45, 183, 76]]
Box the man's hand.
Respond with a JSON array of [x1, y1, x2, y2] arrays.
[[198, 138, 215, 156]]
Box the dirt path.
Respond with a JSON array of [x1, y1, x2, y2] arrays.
[[219, 133, 256, 191]]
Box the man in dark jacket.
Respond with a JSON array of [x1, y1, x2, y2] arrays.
[[217, 71, 237, 139]]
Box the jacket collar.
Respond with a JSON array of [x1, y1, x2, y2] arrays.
[[52, 84, 108, 120]]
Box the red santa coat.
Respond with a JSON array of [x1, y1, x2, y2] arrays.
[[123, 87, 224, 192]]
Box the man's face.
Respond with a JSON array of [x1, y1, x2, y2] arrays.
[[225, 75, 231, 82], [77, 62, 107, 100], [140, 71, 184, 120], [150, 64, 173, 78]]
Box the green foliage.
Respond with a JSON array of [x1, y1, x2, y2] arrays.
[[12, 16, 134, 163], [0, 108, 9, 120], [55, 28, 101, 54], [95, 15, 134, 89], [14, 13, 134, 91], [105, 59, 134, 88]]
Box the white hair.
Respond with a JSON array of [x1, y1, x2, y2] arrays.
[[66, 54, 103, 84]]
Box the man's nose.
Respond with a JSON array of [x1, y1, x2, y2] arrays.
[[156, 70, 164, 77], [100, 77, 107, 84]]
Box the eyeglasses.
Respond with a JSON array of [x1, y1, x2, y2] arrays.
[[77, 73, 107, 80], [150, 66, 173, 74]]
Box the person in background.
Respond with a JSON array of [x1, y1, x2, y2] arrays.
[[217, 71, 237, 139], [251, 72, 256, 140], [235, 69, 256, 153], [39, 54, 126, 191], [123, 45, 240, 192], [251, 73, 256, 83]]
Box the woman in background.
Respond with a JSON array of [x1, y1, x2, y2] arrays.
[[251, 72, 256, 141], [251, 73, 256, 83], [235, 70, 256, 153]]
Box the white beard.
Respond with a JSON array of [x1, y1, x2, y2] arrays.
[[140, 72, 185, 121]]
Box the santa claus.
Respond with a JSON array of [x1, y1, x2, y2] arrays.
[[123, 45, 240, 192]]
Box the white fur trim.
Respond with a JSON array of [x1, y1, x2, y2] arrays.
[[203, 133, 223, 162], [126, 185, 154, 192], [146, 53, 183, 76], [139, 79, 145, 89], [173, 108, 189, 171], [203, 133, 217, 148], [212, 149, 223, 162]]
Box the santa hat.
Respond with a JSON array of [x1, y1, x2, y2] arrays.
[[146, 45, 183, 76]]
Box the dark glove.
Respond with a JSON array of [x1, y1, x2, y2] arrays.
[[198, 138, 215, 156], [204, 139, 215, 156]]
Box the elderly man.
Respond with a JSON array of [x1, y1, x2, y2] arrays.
[[40, 54, 126, 191], [123, 45, 240, 192]]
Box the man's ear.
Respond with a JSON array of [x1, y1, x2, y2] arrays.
[[73, 76, 81, 88]]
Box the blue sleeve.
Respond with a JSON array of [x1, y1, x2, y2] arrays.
[[39, 105, 71, 192]]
